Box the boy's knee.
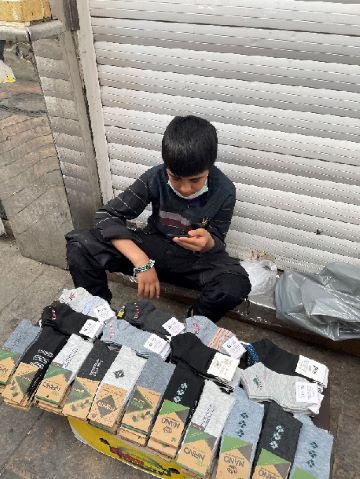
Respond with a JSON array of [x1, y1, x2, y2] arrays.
[[66, 240, 87, 268], [215, 272, 251, 305]]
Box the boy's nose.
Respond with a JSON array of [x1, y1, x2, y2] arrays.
[[179, 184, 192, 195]]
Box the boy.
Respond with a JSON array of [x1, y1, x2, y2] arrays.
[[66, 116, 251, 322]]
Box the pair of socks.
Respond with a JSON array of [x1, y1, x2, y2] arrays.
[[289, 415, 333, 479], [216, 387, 264, 479], [177, 380, 235, 477], [118, 356, 176, 445], [41, 302, 92, 336], [123, 300, 184, 339], [185, 316, 246, 359], [245, 339, 329, 388], [240, 363, 323, 415], [148, 363, 205, 458], [35, 334, 93, 408], [2, 327, 67, 407], [252, 402, 301, 479], [102, 318, 170, 359], [59, 288, 114, 323], [63, 340, 118, 419], [88, 346, 146, 431], [1, 320, 41, 386], [171, 333, 239, 385]]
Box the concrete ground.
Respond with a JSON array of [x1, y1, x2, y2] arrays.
[[0, 237, 359, 479]]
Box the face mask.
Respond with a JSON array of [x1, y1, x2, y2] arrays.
[[168, 179, 208, 200]]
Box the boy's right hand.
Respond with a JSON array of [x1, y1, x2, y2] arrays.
[[137, 268, 160, 299]]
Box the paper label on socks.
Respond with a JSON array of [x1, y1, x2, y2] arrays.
[[62, 377, 99, 419], [253, 449, 290, 479], [0, 348, 20, 384], [162, 317, 185, 337], [295, 382, 320, 404], [144, 334, 169, 357], [207, 352, 239, 383], [222, 336, 246, 359], [93, 304, 115, 323], [296, 355, 328, 387], [80, 319, 103, 339], [217, 436, 253, 479]]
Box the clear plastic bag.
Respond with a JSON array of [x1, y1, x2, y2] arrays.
[[241, 259, 277, 298]]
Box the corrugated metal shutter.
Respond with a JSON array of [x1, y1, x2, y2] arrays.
[[88, 0, 360, 273]]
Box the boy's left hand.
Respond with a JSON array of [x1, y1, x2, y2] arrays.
[[173, 228, 215, 252]]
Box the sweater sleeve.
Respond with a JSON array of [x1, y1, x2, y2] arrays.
[[207, 192, 236, 253], [94, 171, 151, 241]]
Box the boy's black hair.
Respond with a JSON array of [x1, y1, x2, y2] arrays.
[[162, 115, 218, 177]]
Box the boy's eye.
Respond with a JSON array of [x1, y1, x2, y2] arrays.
[[190, 179, 201, 183]]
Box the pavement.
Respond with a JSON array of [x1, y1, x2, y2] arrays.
[[0, 237, 359, 479]]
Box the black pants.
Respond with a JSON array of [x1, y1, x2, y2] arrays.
[[65, 228, 251, 322]]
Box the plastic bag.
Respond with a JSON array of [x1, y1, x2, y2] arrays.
[[241, 259, 277, 297], [275, 262, 360, 340]]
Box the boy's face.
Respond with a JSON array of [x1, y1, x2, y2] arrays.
[[166, 169, 209, 197]]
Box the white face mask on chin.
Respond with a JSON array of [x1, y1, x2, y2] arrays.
[[168, 179, 208, 200]]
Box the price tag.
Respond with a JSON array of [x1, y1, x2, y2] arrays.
[[295, 355, 329, 387], [162, 317, 185, 337], [207, 353, 240, 383], [80, 320, 103, 339], [93, 304, 115, 323], [295, 382, 321, 404], [222, 336, 246, 359], [144, 334, 169, 356]]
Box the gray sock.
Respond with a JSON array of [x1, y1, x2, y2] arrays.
[[51, 334, 93, 382], [216, 387, 264, 479], [3, 320, 41, 358], [59, 287, 92, 312], [290, 415, 333, 479]]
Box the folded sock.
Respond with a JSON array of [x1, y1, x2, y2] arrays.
[[185, 316, 246, 359], [119, 356, 176, 440], [252, 402, 302, 479], [102, 318, 170, 359], [171, 333, 239, 384], [59, 288, 114, 323], [1, 320, 41, 384], [62, 340, 118, 419], [177, 380, 235, 477], [59, 287, 92, 312], [36, 334, 93, 405], [246, 339, 328, 388], [88, 346, 146, 431], [289, 415, 333, 479], [2, 327, 67, 404], [41, 302, 91, 336], [240, 363, 323, 415], [149, 363, 205, 456], [217, 387, 264, 479]]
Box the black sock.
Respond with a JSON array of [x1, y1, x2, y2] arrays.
[[252, 402, 301, 478], [170, 333, 216, 376], [123, 300, 177, 339], [41, 302, 91, 337], [246, 339, 299, 373], [77, 340, 118, 381], [162, 363, 205, 408]]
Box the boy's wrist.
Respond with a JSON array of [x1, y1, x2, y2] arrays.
[[202, 234, 215, 252]]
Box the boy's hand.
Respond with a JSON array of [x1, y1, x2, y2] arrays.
[[173, 228, 215, 252], [137, 268, 160, 299]]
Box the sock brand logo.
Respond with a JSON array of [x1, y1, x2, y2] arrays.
[[192, 322, 201, 335], [173, 382, 188, 403], [114, 369, 125, 379], [51, 308, 57, 321], [253, 376, 263, 390], [42, 382, 61, 392], [224, 454, 245, 467], [161, 417, 180, 431], [306, 441, 318, 468], [183, 446, 205, 464], [257, 467, 281, 478], [236, 411, 249, 437], [69, 292, 76, 300], [269, 425, 284, 450], [89, 359, 103, 377]]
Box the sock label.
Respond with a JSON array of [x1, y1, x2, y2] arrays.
[[207, 352, 239, 382], [221, 336, 246, 359], [162, 317, 185, 337], [88, 383, 127, 430], [296, 356, 328, 387], [216, 436, 252, 479], [295, 382, 321, 405], [35, 364, 72, 404], [252, 448, 291, 479], [208, 328, 232, 351], [144, 334, 170, 359], [2, 362, 39, 404], [80, 320, 103, 340], [93, 304, 114, 323], [62, 377, 99, 419], [121, 386, 162, 434], [150, 399, 190, 448], [291, 467, 317, 479], [118, 426, 147, 446], [177, 423, 217, 476], [0, 348, 20, 384]]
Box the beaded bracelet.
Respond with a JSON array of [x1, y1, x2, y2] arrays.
[[133, 259, 155, 279]]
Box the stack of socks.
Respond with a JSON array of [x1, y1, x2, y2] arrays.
[[123, 300, 184, 339], [35, 334, 93, 413], [185, 316, 246, 359], [118, 356, 176, 445], [41, 302, 102, 341], [102, 318, 170, 359], [252, 402, 301, 479], [88, 346, 146, 432], [0, 320, 41, 389], [59, 287, 115, 324], [216, 387, 264, 479], [240, 363, 323, 415], [177, 380, 235, 478], [2, 327, 67, 409], [245, 339, 329, 388], [148, 363, 205, 458], [171, 333, 240, 386], [289, 415, 333, 479], [63, 340, 118, 420]]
